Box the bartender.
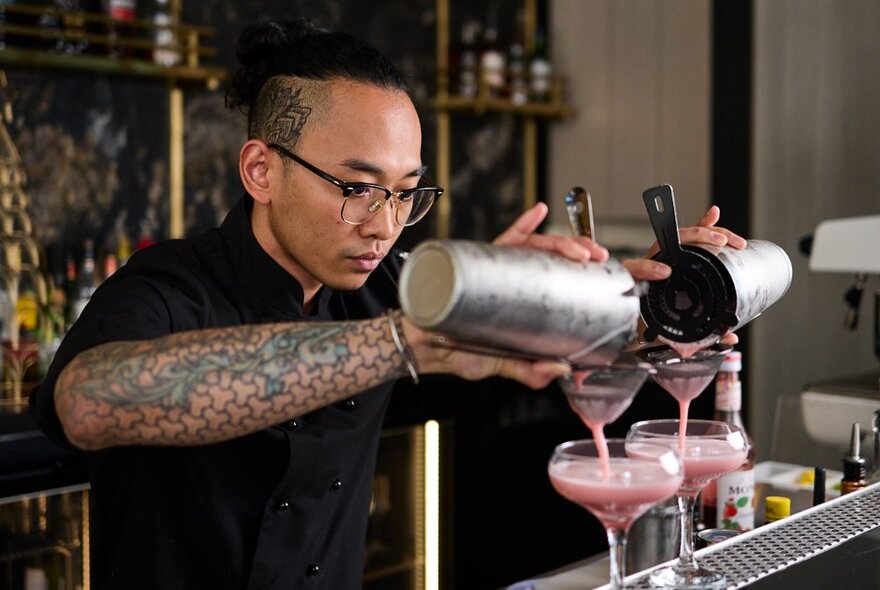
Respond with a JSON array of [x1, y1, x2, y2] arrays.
[[30, 17, 744, 590]]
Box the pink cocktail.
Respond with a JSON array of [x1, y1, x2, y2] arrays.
[[636, 345, 730, 447], [557, 364, 655, 477], [548, 439, 683, 590], [627, 420, 749, 589]]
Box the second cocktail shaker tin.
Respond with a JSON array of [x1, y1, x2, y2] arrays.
[[398, 239, 640, 365]]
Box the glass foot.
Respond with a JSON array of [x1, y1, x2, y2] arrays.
[[649, 564, 725, 589]]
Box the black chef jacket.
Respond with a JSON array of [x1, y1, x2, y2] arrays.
[[31, 195, 405, 589]]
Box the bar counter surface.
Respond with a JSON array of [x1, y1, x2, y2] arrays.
[[506, 481, 880, 590]]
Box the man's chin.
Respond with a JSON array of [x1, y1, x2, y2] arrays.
[[326, 272, 372, 293]]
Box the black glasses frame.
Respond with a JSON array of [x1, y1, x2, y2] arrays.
[[266, 143, 444, 226]]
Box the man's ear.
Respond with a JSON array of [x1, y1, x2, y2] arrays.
[[240, 140, 275, 204]]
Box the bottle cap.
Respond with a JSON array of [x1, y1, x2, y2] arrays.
[[764, 496, 791, 522], [720, 350, 742, 373]]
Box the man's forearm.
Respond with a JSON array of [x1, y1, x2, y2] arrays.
[[55, 314, 409, 450]]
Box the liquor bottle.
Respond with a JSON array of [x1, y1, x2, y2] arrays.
[[116, 233, 131, 265], [151, 0, 179, 66], [456, 19, 480, 98], [60, 0, 89, 55], [507, 10, 528, 105], [479, 10, 505, 97], [104, 0, 136, 58], [40, 0, 88, 54], [0, 1, 12, 50], [102, 252, 118, 280], [62, 249, 78, 324], [529, 28, 552, 102], [700, 350, 756, 532], [69, 238, 97, 324]]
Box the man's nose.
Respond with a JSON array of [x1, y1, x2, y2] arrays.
[[360, 197, 398, 240]]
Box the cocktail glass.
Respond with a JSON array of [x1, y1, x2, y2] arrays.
[[557, 364, 655, 475], [636, 344, 731, 447], [549, 439, 684, 589], [626, 419, 749, 589]]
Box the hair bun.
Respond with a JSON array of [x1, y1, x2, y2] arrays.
[[235, 19, 324, 67], [226, 18, 327, 112]]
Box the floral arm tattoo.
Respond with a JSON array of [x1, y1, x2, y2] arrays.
[[54, 314, 410, 450]]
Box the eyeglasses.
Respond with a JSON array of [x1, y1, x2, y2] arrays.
[[267, 143, 444, 227]]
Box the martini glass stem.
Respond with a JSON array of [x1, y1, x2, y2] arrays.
[[606, 526, 628, 589], [676, 494, 698, 570]]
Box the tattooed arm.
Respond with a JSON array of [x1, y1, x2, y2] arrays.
[[54, 314, 410, 451]]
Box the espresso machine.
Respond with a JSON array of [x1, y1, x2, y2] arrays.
[[800, 214, 880, 449]]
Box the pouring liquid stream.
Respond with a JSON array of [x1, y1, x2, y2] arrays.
[[653, 373, 717, 448]]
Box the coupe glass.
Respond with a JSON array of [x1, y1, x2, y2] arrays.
[[636, 344, 731, 446], [558, 364, 655, 469], [627, 420, 749, 589], [548, 439, 684, 589]]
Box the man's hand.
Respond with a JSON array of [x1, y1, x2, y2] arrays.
[[622, 205, 747, 281], [493, 202, 609, 263], [405, 202, 615, 389]]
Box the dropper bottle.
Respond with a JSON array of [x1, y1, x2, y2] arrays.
[[840, 422, 868, 495], [870, 410, 880, 484]]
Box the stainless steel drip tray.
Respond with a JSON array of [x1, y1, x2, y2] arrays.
[[506, 483, 880, 590], [617, 482, 880, 590]]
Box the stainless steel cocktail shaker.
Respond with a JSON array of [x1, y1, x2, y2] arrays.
[[398, 239, 640, 365], [640, 185, 792, 343]]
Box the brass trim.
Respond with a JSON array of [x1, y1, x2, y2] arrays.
[[169, 86, 184, 239], [524, 117, 537, 209]]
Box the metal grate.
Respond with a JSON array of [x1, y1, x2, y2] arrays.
[[618, 482, 880, 589]]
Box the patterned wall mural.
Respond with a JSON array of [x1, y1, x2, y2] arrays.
[[3, 0, 531, 281]]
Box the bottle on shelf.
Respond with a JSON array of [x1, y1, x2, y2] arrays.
[[507, 9, 528, 105], [840, 422, 868, 494], [40, 0, 88, 55], [102, 251, 118, 280], [479, 9, 505, 98], [699, 350, 756, 532], [763, 496, 790, 524], [0, 1, 12, 50], [150, 0, 179, 66], [456, 19, 480, 98], [69, 238, 97, 324], [528, 27, 552, 102], [62, 249, 78, 324], [116, 233, 132, 265], [104, 0, 136, 58]]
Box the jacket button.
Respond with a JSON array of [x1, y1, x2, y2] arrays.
[[276, 500, 290, 512], [330, 479, 342, 491], [286, 419, 299, 431], [344, 398, 358, 409], [306, 563, 320, 576]]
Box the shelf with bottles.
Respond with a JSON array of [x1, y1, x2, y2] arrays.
[[434, 72, 571, 119], [0, 483, 89, 590], [0, 1, 226, 87], [434, 3, 572, 121]]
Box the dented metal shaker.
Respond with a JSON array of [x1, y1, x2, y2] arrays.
[[398, 239, 640, 365]]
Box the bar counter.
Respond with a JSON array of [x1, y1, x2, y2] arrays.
[[506, 482, 880, 590]]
